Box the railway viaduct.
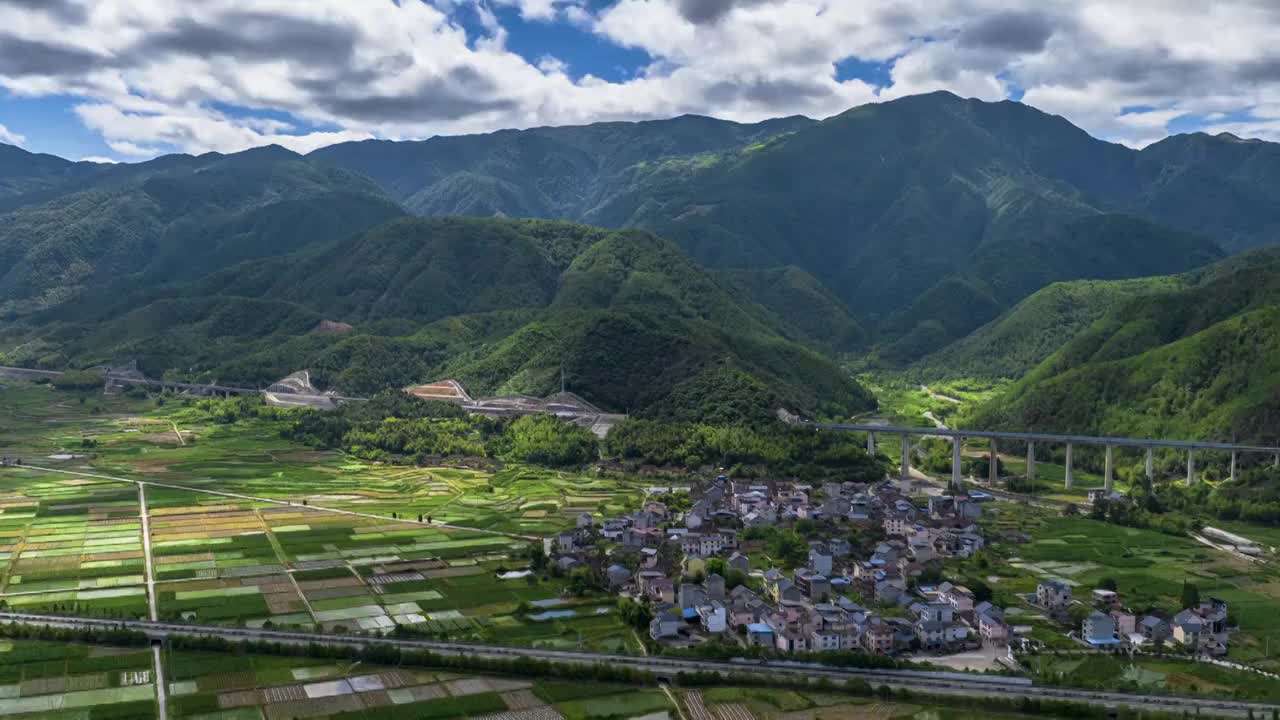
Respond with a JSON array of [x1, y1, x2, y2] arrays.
[[816, 421, 1280, 489]]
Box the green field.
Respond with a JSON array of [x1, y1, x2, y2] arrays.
[[0, 381, 645, 647], [0, 638, 157, 719], [978, 505, 1280, 669]]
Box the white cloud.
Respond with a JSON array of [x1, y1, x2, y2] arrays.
[[0, 0, 1278, 157], [79, 156, 118, 163], [0, 122, 25, 146]]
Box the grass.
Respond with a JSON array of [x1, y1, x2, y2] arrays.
[[555, 690, 671, 720]]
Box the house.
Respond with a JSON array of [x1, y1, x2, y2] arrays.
[[746, 622, 774, 646], [1172, 610, 1203, 648], [774, 579, 805, 604], [863, 622, 894, 654], [794, 569, 831, 602], [689, 533, 725, 556], [600, 519, 628, 540], [829, 538, 852, 557], [883, 516, 909, 537], [1111, 610, 1137, 635], [808, 543, 834, 575], [649, 610, 681, 640], [1092, 589, 1120, 608], [810, 626, 842, 652], [1138, 615, 1171, 642], [1037, 580, 1072, 611], [774, 625, 810, 653], [977, 607, 1008, 644], [727, 552, 750, 573], [705, 573, 726, 602], [938, 582, 975, 614], [1083, 611, 1120, 648], [648, 577, 676, 604], [576, 512, 595, 529], [556, 556, 580, 572], [917, 602, 954, 625], [0, 457, 18, 467], [606, 564, 632, 590], [679, 583, 708, 610], [697, 604, 727, 633]]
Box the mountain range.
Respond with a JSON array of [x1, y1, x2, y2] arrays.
[[1, 91, 1278, 427]]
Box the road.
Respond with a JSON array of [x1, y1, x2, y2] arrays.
[[137, 482, 166, 719], [0, 612, 1274, 718], [14, 463, 541, 542], [0, 365, 365, 403]]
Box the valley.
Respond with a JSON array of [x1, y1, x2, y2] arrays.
[[3, 88, 1280, 720]]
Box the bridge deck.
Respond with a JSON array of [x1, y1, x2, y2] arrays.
[[813, 422, 1280, 454]]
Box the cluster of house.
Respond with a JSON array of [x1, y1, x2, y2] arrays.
[[550, 476, 1014, 657], [1037, 580, 1232, 656]]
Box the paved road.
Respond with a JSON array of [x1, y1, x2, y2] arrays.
[[0, 612, 1274, 718], [152, 642, 168, 720], [17, 463, 541, 542]]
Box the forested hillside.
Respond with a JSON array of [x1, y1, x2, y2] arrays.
[[914, 276, 1188, 379], [6, 90, 1280, 427], [311, 91, 1280, 359], [968, 249, 1280, 442], [0, 146, 405, 319], [2, 217, 873, 422]]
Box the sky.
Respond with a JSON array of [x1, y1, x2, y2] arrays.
[[2, 0, 1280, 163]]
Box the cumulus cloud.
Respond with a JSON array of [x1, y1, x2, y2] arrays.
[[0, 0, 1278, 156], [0, 123, 25, 146], [79, 156, 118, 163]]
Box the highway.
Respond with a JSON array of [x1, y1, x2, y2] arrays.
[[0, 365, 367, 402], [1, 612, 1275, 718]]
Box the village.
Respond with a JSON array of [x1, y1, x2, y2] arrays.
[[545, 474, 1237, 665]]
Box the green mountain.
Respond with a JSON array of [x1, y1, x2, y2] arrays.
[[915, 275, 1188, 379], [10, 217, 873, 421], [0, 146, 405, 319], [308, 114, 815, 218], [968, 249, 1280, 442], [0, 145, 101, 203], [716, 266, 866, 351], [311, 92, 1239, 360]]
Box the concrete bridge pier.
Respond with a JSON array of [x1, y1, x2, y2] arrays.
[[951, 436, 963, 490], [1230, 451, 1237, 483], [1064, 443, 1074, 490], [1186, 450, 1196, 486], [1103, 445, 1114, 492], [1026, 441, 1036, 482], [1145, 447, 1154, 483], [867, 432, 875, 455], [899, 433, 910, 481], [988, 439, 998, 485]]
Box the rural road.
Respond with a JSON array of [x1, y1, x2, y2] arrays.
[[0, 612, 1274, 718]]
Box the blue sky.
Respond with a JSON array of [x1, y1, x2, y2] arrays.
[[0, 0, 1277, 162]]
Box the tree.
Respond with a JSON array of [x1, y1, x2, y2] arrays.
[[967, 579, 993, 604], [1181, 581, 1201, 609], [1098, 577, 1118, 592]]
